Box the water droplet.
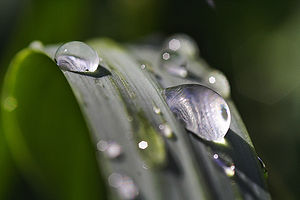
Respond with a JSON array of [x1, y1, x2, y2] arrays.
[[153, 106, 161, 114], [205, 70, 230, 98], [97, 140, 122, 159], [3, 96, 18, 112], [160, 50, 188, 78], [140, 64, 146, 70], [163, 34, 199, 58], [108, 173, 139, 199], [213, 153, 235, 177], [108, 173, 123, 188], [54, 41, 99, 72], [164, 84, 231, 141], [29, 40, 44, 50], [159, 123, 174, 138], [127, 115, 133, 122], [138, 141, 148, 150]]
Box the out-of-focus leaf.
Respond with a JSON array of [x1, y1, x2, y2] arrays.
[[1, 49, 106, 200]]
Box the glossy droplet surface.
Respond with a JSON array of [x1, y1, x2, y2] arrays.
[[54, 41, 99, 72], [163, 34, 199, 57], [164, 84, 231, 141]]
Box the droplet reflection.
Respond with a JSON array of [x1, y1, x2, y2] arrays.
[[55, 41, 99, 72], [138, 141, 148, 150], [164, 84, 231, 141]]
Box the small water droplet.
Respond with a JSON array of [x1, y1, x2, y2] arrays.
[[54, 41, 99, 72], [108, 173, 123, 188], [108, 173, 139, 199], [3, 96, 18, 112], [159, 123, 174, 138], [205, 70, 230, 98], [162, 52, 170, 60], [140, 64, 146, 70], [160, 50, 188, 78], [213, 153, 235, 177], [164, 84, 231, 141], [127, 115, 133, 122], [29, 40, 44, 50], [142, 162, 150, 170], [163, 34, 199, 58], [153, 106, 161, 114], [97, 140, 122, 159], [138, 141, 148, 150]]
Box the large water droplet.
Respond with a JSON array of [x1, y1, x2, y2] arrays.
[[160, 50, 188, 78], [164, 84, 231, 141], [54, 41, 99, 72], [205, 70, 231, 98], [163, 34, 199, 58]]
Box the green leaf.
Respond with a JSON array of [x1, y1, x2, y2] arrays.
[[1, 49, 106, 200], [2, 39, 271, 200]]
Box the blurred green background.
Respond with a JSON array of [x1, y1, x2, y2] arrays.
[[1, 0, 300, 199]]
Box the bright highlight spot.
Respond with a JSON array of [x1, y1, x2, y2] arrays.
[[138, 141, 148, 149]]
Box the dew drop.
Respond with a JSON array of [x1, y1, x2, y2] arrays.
[[54, 41, 99, 72], [213, 153, 235, 177], [160, 50, 188, 78], [163, 34, 199, 58], [164, 84, 231, 141], [159, 123, 174, 138], [153, 106, 161, 114], [205, 70, 230, 98], [29, 40, 44, 50], [140, 64, 146, 70], [142, 162, 150, 170], [97, 140, 122, 159], [108, 173, 139, 199]]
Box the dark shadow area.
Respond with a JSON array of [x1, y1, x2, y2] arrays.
[[188, 128, 270, 199], [71, 65, 111, 78]]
